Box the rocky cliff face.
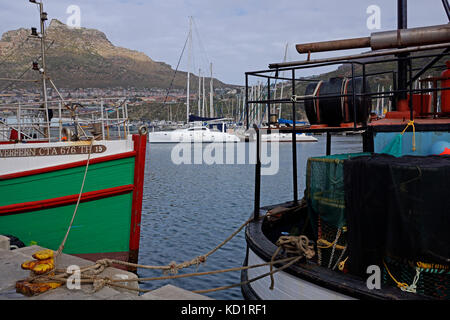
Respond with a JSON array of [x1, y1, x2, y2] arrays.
[[0, 19, 226, 90]]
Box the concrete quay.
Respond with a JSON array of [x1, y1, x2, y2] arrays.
[[0, 240, 212, 300]]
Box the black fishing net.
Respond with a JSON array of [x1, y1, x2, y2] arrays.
[[306, 153, 369, 270], [343, 154, 450, 298]]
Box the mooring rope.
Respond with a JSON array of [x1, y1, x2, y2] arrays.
[[269, 235, 315, 290], [33, 255, 301, 294], [23, 199, 312, 295], [55, 138, 94, 259]]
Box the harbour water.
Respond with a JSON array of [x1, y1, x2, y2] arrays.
[[138, 134, 364, 299]]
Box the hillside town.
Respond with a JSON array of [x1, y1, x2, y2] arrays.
[[0, 86, 241, 107]]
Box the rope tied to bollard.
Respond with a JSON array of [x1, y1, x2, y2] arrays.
[[17, 203, 310, 296]]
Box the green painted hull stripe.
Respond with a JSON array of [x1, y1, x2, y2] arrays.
[[0, 157, 135, 207], [0, 193, 133, 254]]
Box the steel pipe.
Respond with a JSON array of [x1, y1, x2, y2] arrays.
[[371, 24, 450, 50], [295, 37, 370, 54], [295, 24, 450, 54], [270, 42, 450, 69]]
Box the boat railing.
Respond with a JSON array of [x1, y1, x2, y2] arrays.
[[246, 50, 449, 129], [246, 47, 450, 219], [0, 97, 130, 143]]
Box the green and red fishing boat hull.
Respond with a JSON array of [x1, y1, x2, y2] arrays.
[[0, 133, 147, 266]]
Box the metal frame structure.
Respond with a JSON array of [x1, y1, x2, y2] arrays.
[[247, 48, 450, 220]]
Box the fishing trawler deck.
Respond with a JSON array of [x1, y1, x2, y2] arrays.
[[240, 3, 450, 299]]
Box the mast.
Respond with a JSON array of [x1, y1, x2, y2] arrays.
[[242, 92, 245, 124], [202, 75, 206, 118], [209, 62, 214, 118], [279, 43, 289, 118], [198, 68, 201, 116], [186, 16, 192, 123], [30, 0, 50, 139]]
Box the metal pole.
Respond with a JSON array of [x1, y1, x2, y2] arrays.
[[253, 124, 261, 221], [210, 62, 214, 118], [443, 0, 450, 21], [106, 103, 110, 139], [58, 101, 62, 141], [326, 132, 331, 156], [362, 64, 368, 126], [291, 69, 298, 205], [202, 75, 206, 118], [186, 17, 192, 123], [18, 103, 21, 142], [267, 77, 271, 125], [117, 108, 121, 139], [39, 2, 50, 140], [198, 68, 201, 116], [270, 42, 450, 69], [409, 47, 450, 85], [124, 100, 129, 136], [352, 63, 357, 128], [397, 0, 409, 106], [296, 37, 371, 53], [122, 105, 126, 138], [409, 59, 414, 121], [245, 74, 249, 130]]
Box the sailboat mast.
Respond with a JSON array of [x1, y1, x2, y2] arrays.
[[209, 62, 214, 118], [198, 68, 201, 116], [201, 75, 205, 118], [186, 16, 192, 124], [279, 43, 289, 119]]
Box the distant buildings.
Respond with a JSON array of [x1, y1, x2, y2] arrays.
[[0, 86, 240, 105]]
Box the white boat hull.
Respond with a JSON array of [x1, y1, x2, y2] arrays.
[[260, 133, 318, 143], [244, 248, 354, 300], [0, 137, 134, 176], [148, 127, 241, 143]]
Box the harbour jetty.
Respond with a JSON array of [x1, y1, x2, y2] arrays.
[[0, 236, 211, 300]]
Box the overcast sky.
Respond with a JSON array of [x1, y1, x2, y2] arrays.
[[0, 0, 448, 85]]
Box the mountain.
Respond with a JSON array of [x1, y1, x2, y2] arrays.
[[0, 19, 230, 90]]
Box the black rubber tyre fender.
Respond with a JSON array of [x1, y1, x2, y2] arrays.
[[2, 235, 25, 250]]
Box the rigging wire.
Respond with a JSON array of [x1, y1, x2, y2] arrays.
[[161, 28, 190, 107], [0, 40, 54, 92]]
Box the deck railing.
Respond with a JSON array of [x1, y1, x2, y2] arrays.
[[0, 97, 130, 142]]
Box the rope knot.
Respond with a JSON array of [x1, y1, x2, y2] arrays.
[[97, 259, 111, 268], [92, 277, 111, 292], [276, 235, 315, 260], [168, 261, 179, 274], [195, 255, 206, 266]]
